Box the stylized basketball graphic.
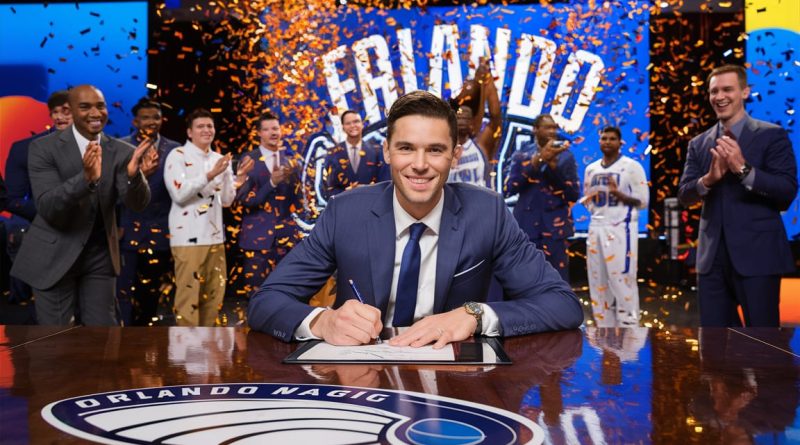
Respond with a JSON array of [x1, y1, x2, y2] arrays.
[[43, 383, 544, 444], [0, 95, 50, 174]]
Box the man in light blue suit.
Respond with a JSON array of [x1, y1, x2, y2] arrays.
[[678, 64, 797, 327], [248, 91, 583, 347]]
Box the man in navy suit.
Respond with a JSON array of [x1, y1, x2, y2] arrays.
[[5, 90, 72, 305], [248, 91, 583, 347], [235, 112, 304, 296], [116, 99, 181, 325], [503, 114, 580, 282], [678, 64, 797, 327], [322, 110, 385, 198]]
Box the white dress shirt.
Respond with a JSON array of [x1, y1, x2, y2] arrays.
[[260, 146, 282, 187], [72, 125, 100, 157], [259, 146, 280, 171], [296, 188, 500, 339]]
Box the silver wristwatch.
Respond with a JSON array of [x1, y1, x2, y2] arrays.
[[463, 302, 484, 335]]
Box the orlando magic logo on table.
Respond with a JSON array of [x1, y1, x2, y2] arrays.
[[43, 383, 544, 444]]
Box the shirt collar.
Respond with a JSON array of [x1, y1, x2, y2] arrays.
[[346, 140, 363, 150], [185, 140, 211, 156], [719, 113, 750, 140], [393, 187, 444, 238], [72, 125, 100, 153]]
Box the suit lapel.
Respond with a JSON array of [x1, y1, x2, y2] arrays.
[[737, 116, 758, 161], [698, 127, 717, 168], [61, 127, 85, 181], [433, 186, 465, 314], [255, 148, 273, 184], [98, 134, 115, 211], [367, 184, 396, 312]]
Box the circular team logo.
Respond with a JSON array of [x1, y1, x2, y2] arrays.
[[43, 383, 543, 444]]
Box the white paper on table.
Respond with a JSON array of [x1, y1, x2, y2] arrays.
[[297, 342, 456, 362]]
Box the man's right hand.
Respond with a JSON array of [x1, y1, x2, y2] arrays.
[[271, 164, 293, 184], [83, 141, 102, 183], [702, 147, 726, 187], [533, 139, 569, 169], [310, 299, 383, 346]]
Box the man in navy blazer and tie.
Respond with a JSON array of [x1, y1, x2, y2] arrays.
[[322, 109, 386, 198], [235, 112, 304, 295], [678, 64, 797, 327], [248, 91, 583, 347], [503, 114, 580, 283]]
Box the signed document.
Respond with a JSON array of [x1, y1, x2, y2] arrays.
[[297, 343, 455, 362], [284, 338, 511, 365]]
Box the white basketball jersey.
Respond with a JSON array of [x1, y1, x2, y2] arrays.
[[583, 156, 649, 226], [448, 139, 488, 187]]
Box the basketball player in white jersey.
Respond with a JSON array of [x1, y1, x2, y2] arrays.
[[582, 126, 649, 327], [448, 58, 502, 187]]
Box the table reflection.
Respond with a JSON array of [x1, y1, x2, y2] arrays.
[[1, 326, 799, 444], [690, 328, 799, 444]]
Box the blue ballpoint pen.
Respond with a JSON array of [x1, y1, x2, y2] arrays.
[[347, 279, 382, 344]]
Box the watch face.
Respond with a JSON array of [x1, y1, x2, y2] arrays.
[[466, 302, 483, 316]]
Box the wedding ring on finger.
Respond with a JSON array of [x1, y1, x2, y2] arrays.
[[436, 328, 444, 337]]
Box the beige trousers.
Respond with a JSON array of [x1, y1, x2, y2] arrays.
[[171, 244, 226, 327]]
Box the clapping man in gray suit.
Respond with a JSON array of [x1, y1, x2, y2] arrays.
[[11, 85, 155, 326]]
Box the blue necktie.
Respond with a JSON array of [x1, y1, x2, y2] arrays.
[[393, 222, 427, 327]]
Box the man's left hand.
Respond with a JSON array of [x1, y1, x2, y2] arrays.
[[388, 307, 478, 349], [140, 146, 159, 177], [127, 139, 155, 178]]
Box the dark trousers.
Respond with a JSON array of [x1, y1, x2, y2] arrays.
[[698, 232, 781, 327], [6, 226, 33, 304], [532, 237, 570, 284], [116, 248, 173, 326], [33, 241, 117, 326]]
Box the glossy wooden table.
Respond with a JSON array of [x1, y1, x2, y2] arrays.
[[1, 326, 798, 444]]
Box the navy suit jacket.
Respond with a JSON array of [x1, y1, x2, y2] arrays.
[[248, 182, 583, 342], [322, 140, 384, 199], [235, 148, 304, 251], [6, 131, 49, 223], [504, 141, 580, 241], [118, 133, 180, 252], [678, 116, 797, 276]]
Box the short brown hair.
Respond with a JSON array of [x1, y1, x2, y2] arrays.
[[386, 91, 457, 147], [256, 112, 279, 130], [186, 108, 213, 128], [708, 64, 747, 89], [47, 90, 69, 111], [340, 109, 360, 123]]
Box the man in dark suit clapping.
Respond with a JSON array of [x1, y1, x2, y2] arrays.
[[11, 85, 155, 326], [678, 64, 797, 326]]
